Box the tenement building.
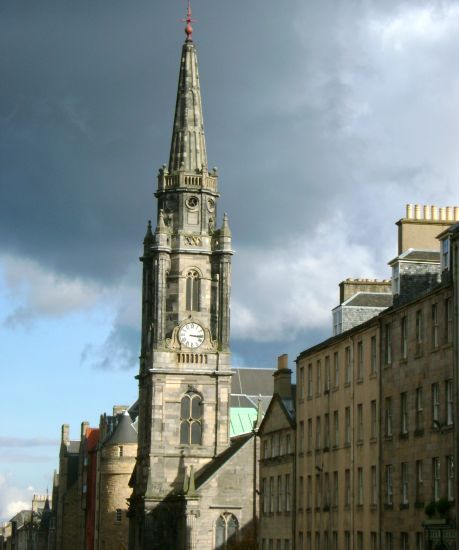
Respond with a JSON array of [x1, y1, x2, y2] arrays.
[[258, 355, 296, 550], [292, 204, 459, 550]]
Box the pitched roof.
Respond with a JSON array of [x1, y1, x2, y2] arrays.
[[195, 433, 253, 489], [230, 407, 258, 437], [231, 367, 274, 397], [258, 393, 296, 434]]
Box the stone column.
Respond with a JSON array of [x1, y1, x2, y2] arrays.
[[185, 510, 198, 550]]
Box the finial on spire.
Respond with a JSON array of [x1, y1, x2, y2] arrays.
[[183, 0, 196, 42]]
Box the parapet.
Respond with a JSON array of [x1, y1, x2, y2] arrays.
[[405, 204, 459, 222]]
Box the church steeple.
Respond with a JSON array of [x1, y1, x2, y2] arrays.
[[168, 21, 207, 173], [131, 13, 233, 547]]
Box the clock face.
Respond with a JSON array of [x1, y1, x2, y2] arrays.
[[179, 322, 204, 348]]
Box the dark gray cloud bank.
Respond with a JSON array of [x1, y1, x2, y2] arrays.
[[2, 1, 459, 367]]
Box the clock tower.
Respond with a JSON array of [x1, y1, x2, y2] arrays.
[[129, 9, 233, 549]]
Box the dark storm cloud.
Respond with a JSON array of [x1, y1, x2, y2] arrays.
[[2, 1, 459, 367], [0, 0, 390, 281]]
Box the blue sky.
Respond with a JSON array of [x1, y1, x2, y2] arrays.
[[2, 0, 459, 520]]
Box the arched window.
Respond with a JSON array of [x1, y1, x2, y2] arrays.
[[180, 392, 202, 445], [215, 513, 239, 549], [186, 270, 200, 311]]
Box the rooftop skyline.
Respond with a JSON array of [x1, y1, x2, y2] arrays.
[[2, 0, 459, 521]]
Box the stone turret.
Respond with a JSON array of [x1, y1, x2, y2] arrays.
[[97, 411, 137, 550]]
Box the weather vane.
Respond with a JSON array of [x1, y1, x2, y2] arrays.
[[183, 0, 196, 41]]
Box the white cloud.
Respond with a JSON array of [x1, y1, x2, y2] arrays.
[[232, 216, 386, 343], [370, 5, 459, 51], [0, 473, 39, 522], [5, 500, 29, 517], [0, 254, 103, 326]]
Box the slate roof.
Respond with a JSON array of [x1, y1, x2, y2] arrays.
[[389, 249, 440, 265], [344, 292, 393, 308], [195, 433, 253, 489], [67, 441, 80, 454], [231, 367, 274, 397], [402, 250, 440, 262], [107, 411, 137, 445]]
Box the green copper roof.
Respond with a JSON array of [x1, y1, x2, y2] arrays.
[[230, 407, 258, 437]]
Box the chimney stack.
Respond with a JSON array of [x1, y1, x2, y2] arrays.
[[273, 354, 292, 400], [61, 424, 70, 447]]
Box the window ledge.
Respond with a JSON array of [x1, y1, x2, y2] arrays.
[[356, 378, 363, 385], [384, 435, 393, 442], [414, 428, 424, 437], [370, 437, 377, 444], [399, 432, 409, 440], [384, 504, 394, 510], [344, 382, 351, 388], [356, 439, 363, 446], [415, 501, 424, 509], [399, 503, 409, 510], [370, 504, 377, 511], [369, 372, 377, 379]]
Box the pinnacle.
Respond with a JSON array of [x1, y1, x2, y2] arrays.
[[143, 220, 154, 245]]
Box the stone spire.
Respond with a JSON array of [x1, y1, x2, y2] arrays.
[[168, 29, 208, 173]]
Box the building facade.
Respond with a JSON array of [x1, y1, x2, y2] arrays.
[[290, 205, 459, 550], [258, 355, 296, 550]]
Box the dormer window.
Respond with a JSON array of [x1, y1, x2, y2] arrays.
[[392, 264, 400, 295], [441, 238, 450, 271], [333, 308, 342, 336]]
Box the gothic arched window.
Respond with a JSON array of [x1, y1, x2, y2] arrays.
[[186, 270, 200, 311], [179, 392, 202, 445], [215, 513, 239, 549]]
